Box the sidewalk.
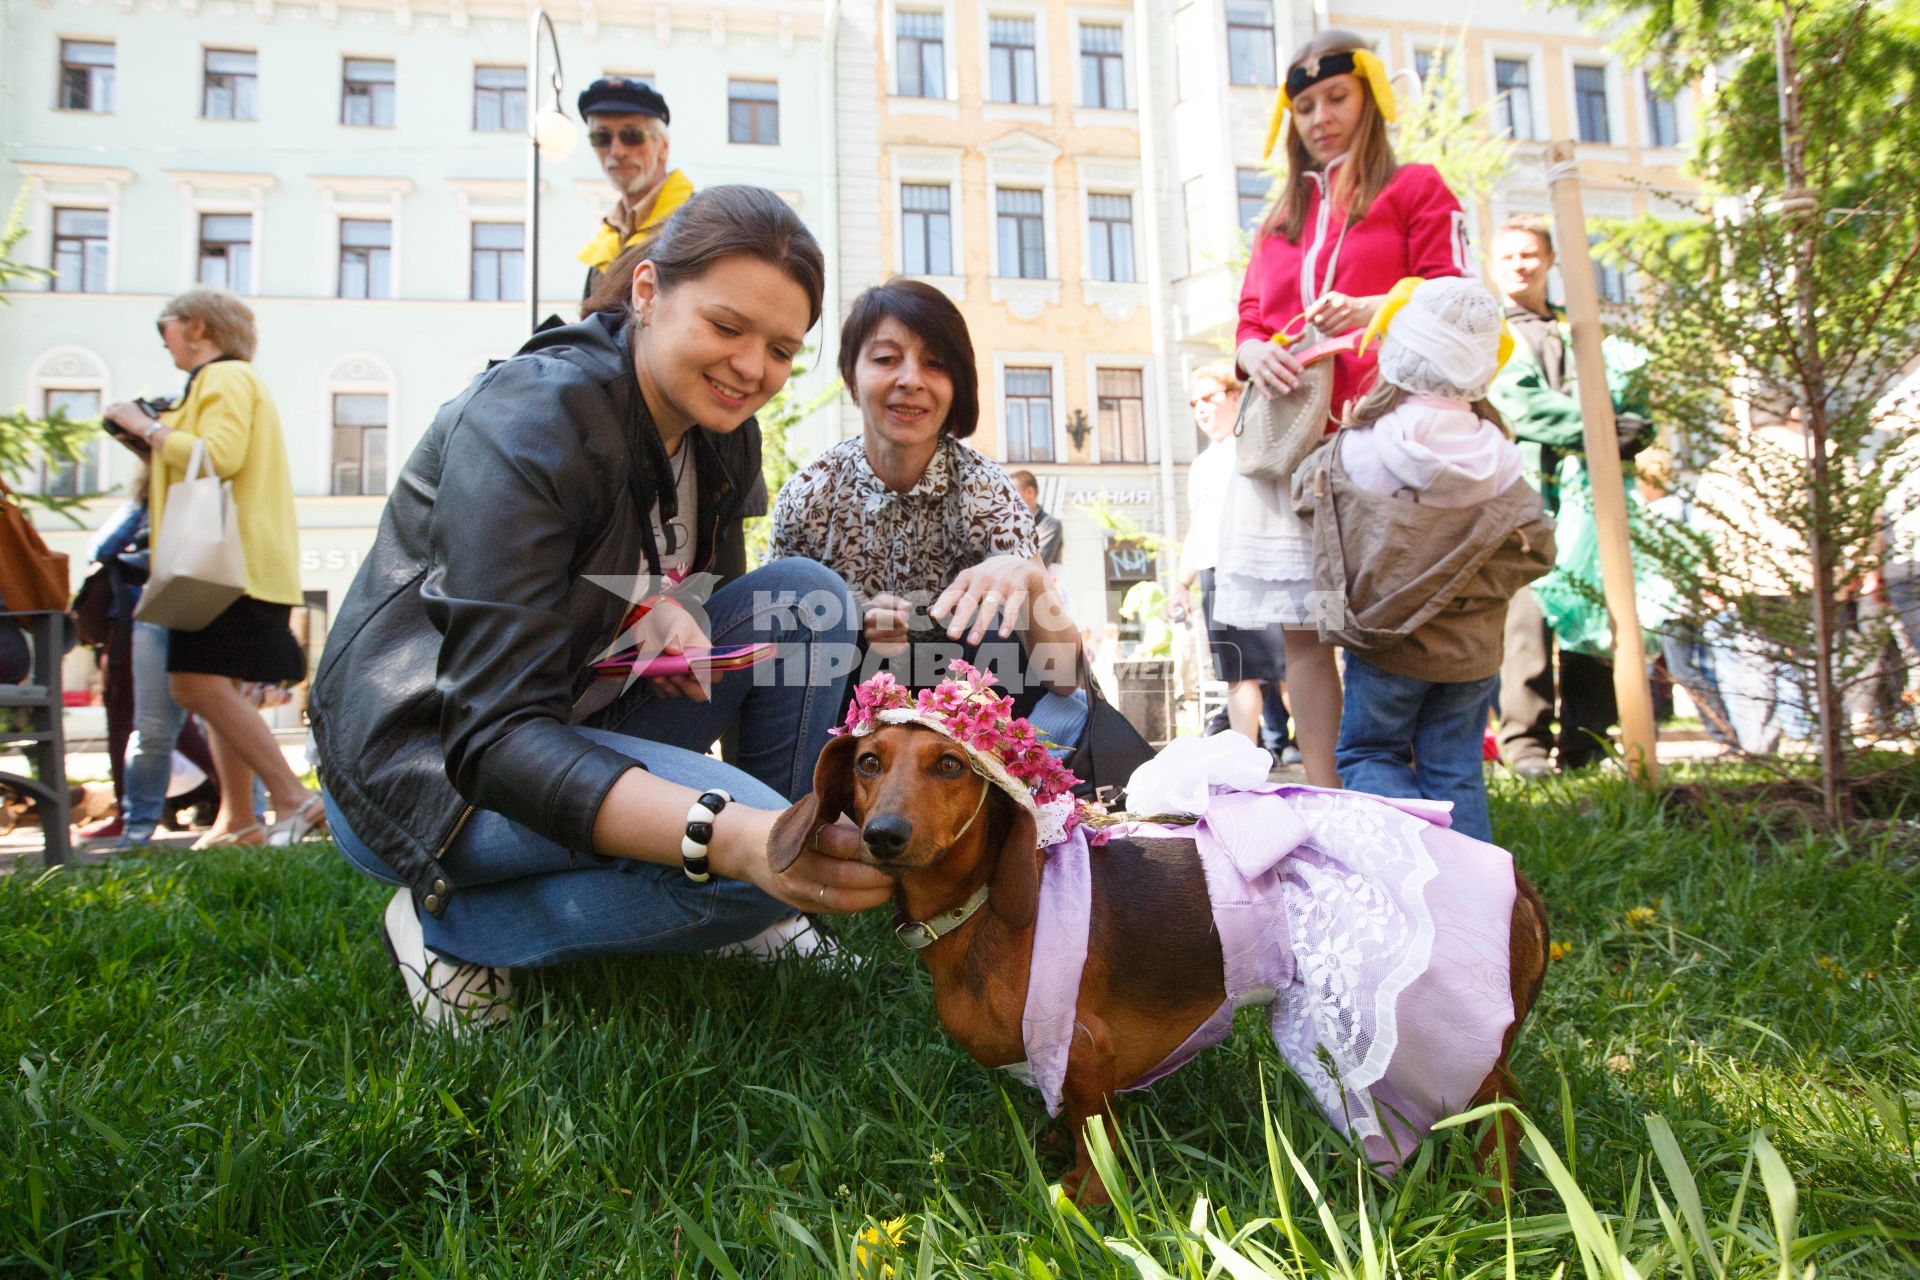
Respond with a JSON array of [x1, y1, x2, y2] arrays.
[[3, 728, 1737, 869]]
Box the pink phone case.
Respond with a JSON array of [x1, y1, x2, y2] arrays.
[[618, 643, 774, 678]]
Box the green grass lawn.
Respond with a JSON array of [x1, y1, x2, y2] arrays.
[[3, 767, 1916, 1278]]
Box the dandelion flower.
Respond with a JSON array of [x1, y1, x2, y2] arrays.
[[1625, 906, 1657, 930], [855, 1217, 909, 1278], [1549, 941, 1572, 962]]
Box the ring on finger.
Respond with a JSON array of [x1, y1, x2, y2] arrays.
[[817, 882, 827, 905]]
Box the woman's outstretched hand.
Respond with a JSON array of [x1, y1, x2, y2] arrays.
[[726, 809, 894, 915], [932, 556, 1045, 647]]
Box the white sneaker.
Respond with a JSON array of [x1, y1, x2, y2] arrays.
[[710, 914, 857, 965], [382, 889, 511, 1032]]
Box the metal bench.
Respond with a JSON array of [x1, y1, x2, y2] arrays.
[[0, 610, 71, 866]]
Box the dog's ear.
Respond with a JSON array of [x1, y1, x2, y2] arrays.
[[988, 798, 1041, 931], [767, 734, 859, 873]]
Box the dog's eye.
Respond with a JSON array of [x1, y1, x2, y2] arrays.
[[855, 752, 881, 776], [935, 754, 967, 778]]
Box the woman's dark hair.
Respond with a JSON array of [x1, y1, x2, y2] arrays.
[[582, 185, 826, 328], [837, 278, 981, 439]]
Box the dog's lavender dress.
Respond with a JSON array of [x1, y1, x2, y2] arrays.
[[1010, 742, 1516, 1173]]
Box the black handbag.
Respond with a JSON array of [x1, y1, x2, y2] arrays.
[[1065, 661, 1157, 807]]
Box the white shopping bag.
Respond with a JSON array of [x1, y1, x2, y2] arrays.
[[134, 439, 248, 630]]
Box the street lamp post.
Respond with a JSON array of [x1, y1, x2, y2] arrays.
[[524, 8, 577, 334]]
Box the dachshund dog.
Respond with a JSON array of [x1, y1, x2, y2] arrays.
[[771, 725, 1550, 1204]]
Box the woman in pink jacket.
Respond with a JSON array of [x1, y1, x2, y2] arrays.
[[1216, 28, 1471, 787]]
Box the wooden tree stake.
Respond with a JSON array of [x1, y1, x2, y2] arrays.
[[1546, 141, 1659, 784]]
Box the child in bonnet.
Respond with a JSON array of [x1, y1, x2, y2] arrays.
[[1301, 275, 1556, 841]]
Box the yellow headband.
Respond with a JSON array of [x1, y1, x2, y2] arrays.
[[1358, 275, 1518, 369], [1261, 48, 1399, 162]]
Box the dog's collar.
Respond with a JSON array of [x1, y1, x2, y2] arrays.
[[894, 883, 991, 951]]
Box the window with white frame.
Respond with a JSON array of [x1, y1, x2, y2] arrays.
[[1086, 194, 1136, 283], [896, 11, 947, 98], [51, 209, 109, 293], [203, 49, 258, 120], [473, 66, 526, 132], [901, 184, 953, 276], [1644, 72, 1679, 147], [337, 219, 392, 299], [471, 222, 524, 301], [1591, 233, 1628, 303], [1096, 368, 1146, 463], [1574, 64, 1611, 144], [1079, 24, 1126, 109], [988, 16, 1039, 104], [38, 389, 102, 497], [1236, 168, 1270, 232], [331, 393, 388, 496], [58, 40, 115, 112], [197, 214, 253, 293], [342, 58, 396, 127], [996, 189, 1047, 279], [1494, 57, 1535, 139], [1226, 2, 1276, 87], [1004, 367, 1055, 463], [728, 80, 779, 145]]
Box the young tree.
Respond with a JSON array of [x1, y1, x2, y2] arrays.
[[1, 189, 99, 518], [1571, 0, 1920, 816]]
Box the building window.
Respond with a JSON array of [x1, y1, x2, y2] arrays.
[[1004, 367, 1055, 463], [471, 222, 525, 301], [901, 183, 953, 276], [995, 188, 1047, 279], [197, 214, 253, 294], [1087, 194, 1136, 283], [1574, 64, 1611, 144], [1236, 168, 1270, 232], [473, 66, 526, 132], [727, 80, 779, 145], [1225, 2, 1276, 87], [1645, 73, 1679, 147], [1079, 24, 1126, 109], [988, 16, 1039, 104], [58, 40, 115, 112], [337, 219, 392, 299], [331, 394, 388, 496], [1591, 235, 1629, 304], [51, 208, 109, 293], [40, 390, 102, 497], [1097, 368, 1146, 463], [1494, 58, 1535, 139], [342, 58, 396, 128], [896, 11, 946, 99], [202, 49, 259, 120]]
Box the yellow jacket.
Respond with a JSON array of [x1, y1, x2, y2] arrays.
[[153, 359, 304, 606], [578, 169, 695, 271]]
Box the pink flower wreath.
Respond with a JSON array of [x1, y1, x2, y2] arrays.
[[833, 660, 1082, 807]]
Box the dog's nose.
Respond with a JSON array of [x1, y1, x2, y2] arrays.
[[863, 814, 913, 861]]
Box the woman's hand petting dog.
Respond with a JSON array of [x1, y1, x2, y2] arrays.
[[739, 809, 891, 915], [932, 555, 1045, 646]]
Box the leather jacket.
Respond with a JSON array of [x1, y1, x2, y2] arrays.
[[308, 311, 760, 916]]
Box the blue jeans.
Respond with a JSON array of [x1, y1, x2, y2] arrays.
[[1336, 653, 1496, 844], [327, 557, 859, 968], [122, 621, 188, 840]]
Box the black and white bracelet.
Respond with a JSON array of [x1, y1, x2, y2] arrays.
[[681, 789, 731, 884]]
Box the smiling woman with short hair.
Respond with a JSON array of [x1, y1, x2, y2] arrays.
[[310, 187, 894, 1032]]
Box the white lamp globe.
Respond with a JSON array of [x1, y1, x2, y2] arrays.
[[533, 108, 578, 160]]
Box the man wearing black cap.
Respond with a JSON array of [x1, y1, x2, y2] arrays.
[[575, 77, 694, 298]]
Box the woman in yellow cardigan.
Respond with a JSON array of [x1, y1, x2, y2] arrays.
[[104, 287, 324, 847]]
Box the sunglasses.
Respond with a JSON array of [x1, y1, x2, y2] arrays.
[[155, 316, 178, 338], [1189, 389, 1229, 408], [589, 127, 658, 149]]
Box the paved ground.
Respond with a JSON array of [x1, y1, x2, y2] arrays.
[[1, 728, 1736, 870]]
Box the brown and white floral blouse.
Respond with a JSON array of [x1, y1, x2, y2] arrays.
[[767, 436, 1039, 608]]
